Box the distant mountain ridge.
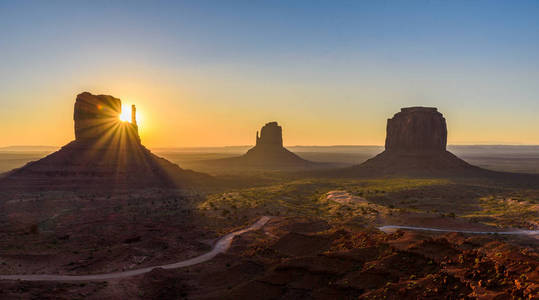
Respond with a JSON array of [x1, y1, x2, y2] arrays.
[[4, 145, 539, 153], [0, 146, 59, 152]]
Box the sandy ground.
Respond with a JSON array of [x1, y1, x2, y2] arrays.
[[326, 190, 367, 205], [0, 217, 270, 281]]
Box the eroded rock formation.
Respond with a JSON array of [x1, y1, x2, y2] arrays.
[[385, 107, 447, 152], [74, 92, 140, 145], [0, 92, 209, 191], [202, 122, 318, 171], [256, 122, 283, 148], [241, 122, 310, 166], [74, 92, 121, 140], [338, 107, 483, 177]]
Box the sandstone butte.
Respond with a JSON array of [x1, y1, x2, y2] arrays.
[[340, 107, 485, 177], [0, 92, 209, 191], [208, 122, 316, 170]]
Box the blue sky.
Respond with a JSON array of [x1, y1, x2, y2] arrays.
[[1, 0, 539, 146]]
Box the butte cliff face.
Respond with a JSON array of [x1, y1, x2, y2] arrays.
[[0, 92, 209, 191], [73, 92, 141, 146], [74, 92, 122, 141], [340, 107, 483, 177], [255, 122, 283, 148], [385, 107, 447, 152]]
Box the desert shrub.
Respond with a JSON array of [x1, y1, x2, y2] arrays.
[[29, 224, 39, 234]]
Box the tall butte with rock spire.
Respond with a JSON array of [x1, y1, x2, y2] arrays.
[[207, 122, 317, 171], [243, 122, 303, 163], [0, 92, 209, 191], [342, 107, 483, 177]]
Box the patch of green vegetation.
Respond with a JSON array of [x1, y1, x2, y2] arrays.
[[345, 178, 450, 197], [199, 178, 449, 225], [199, 176, 539, 231], [462, 193, 539, 229]]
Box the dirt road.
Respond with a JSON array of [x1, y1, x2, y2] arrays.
[[0, 216, 271, 282], [2, 216, 535, 282], [378, 225, 539, 235]]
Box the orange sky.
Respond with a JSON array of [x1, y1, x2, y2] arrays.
[[2, 73, 538, 148], [2, 1, 539, 147]]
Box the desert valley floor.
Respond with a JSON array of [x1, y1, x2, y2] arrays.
[[0, 173, 537, 299]]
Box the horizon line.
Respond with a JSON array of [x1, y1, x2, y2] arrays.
[[3, 144, 539, 150]]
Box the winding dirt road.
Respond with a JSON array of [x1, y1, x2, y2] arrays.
[[378, 225, 539, 236], [1, 216, 536, 282], [0, 216, 270, 282]]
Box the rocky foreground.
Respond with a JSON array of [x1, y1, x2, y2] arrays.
[[150, 218, 538, 299], [3, 217, 535, 299]]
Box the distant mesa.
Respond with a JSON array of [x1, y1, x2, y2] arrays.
[[243, 122, 308, 164], [339, 107, 483, 177], [256, 121, 283, 148], [0, 92, 209, 191], [203, 122, 318, 171]]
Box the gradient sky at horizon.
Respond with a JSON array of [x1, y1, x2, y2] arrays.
[[1, 0, 539, 147]]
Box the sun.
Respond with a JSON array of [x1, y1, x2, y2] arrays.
[[118, 104, 144, 127], [119, 105, 132, 122]]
